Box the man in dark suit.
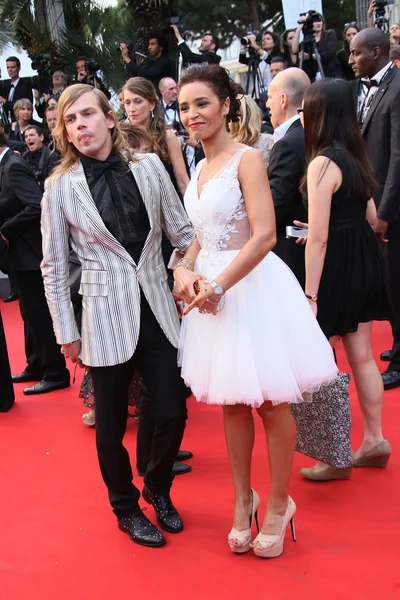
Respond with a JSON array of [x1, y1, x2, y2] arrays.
[[0, 125, 70, 395], [350, 28, 400, 390], [120, 31, 173, 90], [23, 125, 59, 192], [171, 25, 221, 67], [0, 231, 14, 411], [267, 68, 310, 287], [0, 57, 34, 123]]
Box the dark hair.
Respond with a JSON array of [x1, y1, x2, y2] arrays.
[[0, 123, 8, 146], [270, 56, 287, 67], [178, 63, 241, 123], [6, 56, 21, 68], [204, 33, 219, 52], [263, 31, 281, 55], [281, 29, 296, 55], [343, 23, 360, 54], [300, 78, 376, 200], [25, 125, 43, 137], [75, 56, 88, 64], [147, 30, 167, 51]]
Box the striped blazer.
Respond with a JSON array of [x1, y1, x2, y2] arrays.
[[40, 153, 195, 367]]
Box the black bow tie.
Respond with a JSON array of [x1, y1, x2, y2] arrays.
[[166, 102, 177, 111], [87, 154, 122, 179], [363, 79, 379, 90]]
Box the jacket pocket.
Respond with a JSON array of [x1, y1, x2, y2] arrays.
[[79, 270, 108, 297]]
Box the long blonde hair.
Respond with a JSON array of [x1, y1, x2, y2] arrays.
[[229, 95, 261, 147], [122, 77, 169, 162], [51, 84, 135, 180]]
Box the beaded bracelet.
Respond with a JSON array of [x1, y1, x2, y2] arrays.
[[175, 257, 193, 270]]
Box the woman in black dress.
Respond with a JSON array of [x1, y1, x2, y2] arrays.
[[299, 78, 391, 480], [337, 23, 360, 80]]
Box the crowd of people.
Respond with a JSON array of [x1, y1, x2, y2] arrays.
[[0, 5, 399, 559]]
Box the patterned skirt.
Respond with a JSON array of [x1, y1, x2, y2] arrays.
[[79, 368, 140, 418]]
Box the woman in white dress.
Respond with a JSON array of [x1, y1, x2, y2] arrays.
[[173, 64, 337, 559]]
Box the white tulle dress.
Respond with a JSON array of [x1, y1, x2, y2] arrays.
[[178, 147, 338, 407]]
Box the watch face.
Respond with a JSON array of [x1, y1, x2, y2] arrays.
[[213, 283, 224, 295]]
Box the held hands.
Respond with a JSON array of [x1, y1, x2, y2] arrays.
[[374, 218, 389, 244], [173, 265, 202, 304], [183, 278, 219, 316], [61, 339, 83, 366]]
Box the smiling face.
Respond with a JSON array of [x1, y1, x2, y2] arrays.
[[63, 90, 115, 159], [25, 128, 44, 152], [124, 89, 154, 127], [178, 81, 229, 141]]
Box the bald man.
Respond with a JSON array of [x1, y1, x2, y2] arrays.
[[266, 68, 310, 286], [159, 77, 179, 126], [350, 28, 400, 390]]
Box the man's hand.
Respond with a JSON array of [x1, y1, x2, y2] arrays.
[[173, 266, 202, 304], [0, 96, 6, 104], [171, 24, 183, 43], [120, 43, 132, 63], [33, 89, 41, 103], [61, 339, 83, 365], [77, 70, 87, 82], [374, 218, 389, 244]]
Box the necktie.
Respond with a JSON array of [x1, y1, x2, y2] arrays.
[[8, 84, 15, 102], [88, 154, 122, 179]]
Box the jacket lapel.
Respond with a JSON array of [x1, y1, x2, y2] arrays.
[[361, 67, 396, 134], [128, 160, 156, 270], [70, 162, 136, 267]]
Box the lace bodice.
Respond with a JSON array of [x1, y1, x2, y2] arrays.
[[184, 147, 252, 259]]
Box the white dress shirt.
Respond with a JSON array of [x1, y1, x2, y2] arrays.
[[8, 78, 20, 102], [273, 114, 300, 142], [361, 62, 393, 123]]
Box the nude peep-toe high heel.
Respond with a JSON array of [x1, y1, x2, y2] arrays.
[[228, 489, 260, 554], [251, 496, 296, 559]]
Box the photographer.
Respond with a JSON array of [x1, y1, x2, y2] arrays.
[[239, 31, 283, 92], [171, 25, 221, 67], [120, 31, 173, 91], [74, 57, 110, 99], [292, 12, 337, 80]]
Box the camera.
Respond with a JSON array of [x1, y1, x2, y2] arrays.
[[298, 10, 322, 43], [241, 31, 262, 47], [31, 52, 53, 92], [375, 0, 388, 17], [117, 40, 135, 60], [374, 0, 391, 31], [31, 52, 51, 71], [85, 58, 100, 75]]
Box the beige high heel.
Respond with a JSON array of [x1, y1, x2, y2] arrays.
[[353, 440, 392, 468], [82, 408, 95, 427], [228, 489, 260, 554], [251, 496, 296, 559]]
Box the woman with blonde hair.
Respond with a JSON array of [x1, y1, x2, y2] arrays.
[[8, 99, 41, 143], [229, 94, 274, 167], [123, 77, 189, 197]]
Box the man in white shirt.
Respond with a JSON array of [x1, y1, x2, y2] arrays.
[[159, 77, 179, 126]]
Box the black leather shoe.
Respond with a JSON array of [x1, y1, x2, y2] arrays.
[[142, 485, 184, 533], [382, 369, 400, 390], [12, 370, 42, 383], [3, 292, 18, 303], [117, 511, 166, 547], [172, 461, 192, 476], [23, 378, 70, 395], [380, 349, 392, 362], [176, 449, 193, 461]]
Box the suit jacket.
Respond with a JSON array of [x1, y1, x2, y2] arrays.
[[0, 78, 34, 122], [41, 153, 195, 368], [360, 66, 400, 222], [126, 55, 173, 91], [0, 149, 43, 272], [267, 119, 307, 287]]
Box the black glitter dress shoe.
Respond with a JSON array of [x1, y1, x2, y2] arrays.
[[117, 510, 166, 547], [23, 378, 70, 395], [173, 461, 192, 475], [12, 370, 42, 383], [142, 485, 184, 533], [176, 449, 193, 461], [382, 369, 400, 390], [380, 350, 392, 362]]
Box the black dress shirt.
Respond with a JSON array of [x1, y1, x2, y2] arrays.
[[80, 153, 150, 264]]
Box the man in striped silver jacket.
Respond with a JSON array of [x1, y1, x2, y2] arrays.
[[41, 85, 197, 548]]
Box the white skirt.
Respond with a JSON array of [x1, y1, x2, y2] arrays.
[[178, 249, 338, 407]]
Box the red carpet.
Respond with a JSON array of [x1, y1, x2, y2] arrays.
[[1, 301, 399, 600]]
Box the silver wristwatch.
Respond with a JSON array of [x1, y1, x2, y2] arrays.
[[210, 280, 225, 296]]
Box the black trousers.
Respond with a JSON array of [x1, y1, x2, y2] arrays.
[[385, 221, 400, 371], [11, 269, 68, 381], [90, 297, 187, 517], [0, 313, 14, 411]]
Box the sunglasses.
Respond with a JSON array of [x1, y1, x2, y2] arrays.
[[344, 22, 358, 28], [297, 108, 304, 115]]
